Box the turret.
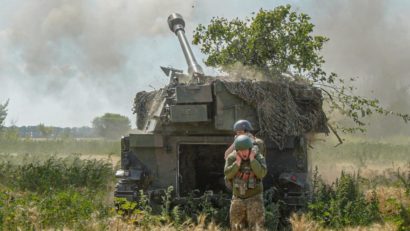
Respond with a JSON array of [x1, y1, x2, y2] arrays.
[[168, 13, 204, 80]]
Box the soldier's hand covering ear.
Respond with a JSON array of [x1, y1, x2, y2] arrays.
[[249, 150, 256, 160], [235, 154, 242, 166]]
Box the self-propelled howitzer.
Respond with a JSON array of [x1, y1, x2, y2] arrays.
[[114, 13, 329, 207]]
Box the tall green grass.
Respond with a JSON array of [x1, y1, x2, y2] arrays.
[[309, 170, 381, 228], [308, 167, 410, 230], [0, 155, 115, 230], [310, 135, 410, 172], [0, 156, 114, 192], [312, 142, 410, 164], [0, 135, 409, 230], [0, 138, 120, 155]]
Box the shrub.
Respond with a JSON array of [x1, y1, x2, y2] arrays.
[[0, 138, 120, 156], [264, 187, 281, 230], [39, 189, 111, 229], [0, 155, 115, 230], [0, 188, 112, 230], [397, 167, 410, 195], [309, 170, 381, 228], [0, 156, 114, 193], [114, 186, 283, 230]]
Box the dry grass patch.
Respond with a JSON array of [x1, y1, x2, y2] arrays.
[[340, 223, 396, 231], [106, 214, 223, 231], [290, 213, 323, 231], [366, 186, 409, 216], [290, 214, 396, 231]]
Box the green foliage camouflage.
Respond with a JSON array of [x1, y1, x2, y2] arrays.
[[193, 5, 327, 76], [193, 5, 409, 133]]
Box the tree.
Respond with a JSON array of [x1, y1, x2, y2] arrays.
[[0, 99, 9, 130], [193, 5, 409, 134], [3, 119, 19, 140], [61, 127, 72, 139], [92, 113, 131, 139], [37, 123, 53, 138]]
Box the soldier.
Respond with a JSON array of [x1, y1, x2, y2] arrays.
[[224, 120, 265, 159], [224, 135, 267, 230]]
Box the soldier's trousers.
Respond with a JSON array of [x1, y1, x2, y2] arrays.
[[230, 193, 265, 231]]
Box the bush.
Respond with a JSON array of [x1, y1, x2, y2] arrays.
[[264, 187, 281, 230], [308, 170, 381, 228], [397, 167, 410, 195], [0, 138, 120, 156], [40, 189, 110, 229], [0, 156, 115, 230], [0, 156, 114, 193], [0, 188, 112, 230], [115, 187, 229, 229], [114, 186, 283, 230], [375, 168, 410, 231]]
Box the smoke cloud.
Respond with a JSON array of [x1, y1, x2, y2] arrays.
[[8, 0, 195, 75], [1, 0, 409, 135], [309, 0, 410, 136], [0, 0, 195, 126]]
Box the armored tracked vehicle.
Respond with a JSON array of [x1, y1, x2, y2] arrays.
[[114, 13, 329, 207]]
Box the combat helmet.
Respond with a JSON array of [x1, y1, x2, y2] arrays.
[[234, 135, 253, 150], [233, 120, 254, 132]]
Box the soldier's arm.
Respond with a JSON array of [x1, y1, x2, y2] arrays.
[[224, 143, 234, 159], [224, 154, 239, 180], [250, 154, 267, 179], [255, 138, 266, 156]]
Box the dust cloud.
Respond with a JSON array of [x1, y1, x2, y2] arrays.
[[310, 0, 410, 136], [1, 0, 409, 132], [0, 0, 195, 127], [220, 63, 270, 82], [9, 0, 195, 75]]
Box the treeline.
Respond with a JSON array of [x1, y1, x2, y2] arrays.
[[0, 106, 132, 139], [2, 125, 95, 139]]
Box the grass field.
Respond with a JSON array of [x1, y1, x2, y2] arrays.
[[0, 138, 120, 156], [310, 134, 410, 182], [0, 136, 409, 230]]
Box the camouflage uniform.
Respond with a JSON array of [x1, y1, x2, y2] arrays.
[[252, 136, 266, 157], [224, 133, 266, 190], [224, 151, 267, 230], [230, 194, 265, 230]]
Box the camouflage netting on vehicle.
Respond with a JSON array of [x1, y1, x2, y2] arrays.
[[133, 90, 161, 130], [133, 77, 328, 149], [220, 79, 328, 149]]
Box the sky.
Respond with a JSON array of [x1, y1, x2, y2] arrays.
[[0, 0, 409, 135]]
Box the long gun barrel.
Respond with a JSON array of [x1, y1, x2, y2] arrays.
[[168, 13, 204, 77]]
